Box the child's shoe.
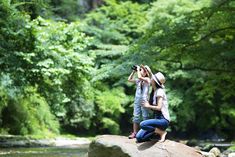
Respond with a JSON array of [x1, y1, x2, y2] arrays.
[[128, 132, 136, 139]]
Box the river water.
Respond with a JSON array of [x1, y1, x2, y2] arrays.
[[0, 145, 88, 157]]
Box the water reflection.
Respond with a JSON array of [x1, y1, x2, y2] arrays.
[[0, 145, 88, 157]]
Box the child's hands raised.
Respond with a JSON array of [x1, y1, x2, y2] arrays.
[[136, 65, 140, 71]]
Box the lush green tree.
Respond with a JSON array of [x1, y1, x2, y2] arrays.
[[1, 0, 235, 139], [0, 0, 95, 135], [76, 0, 148, 134], [0, 0, 59, 135], [29, 17, 95, 130], [124, 0, 235, 138], [81, 0, 147, 45], [0, 0, 137, 135]]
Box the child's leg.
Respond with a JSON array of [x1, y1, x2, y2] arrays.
[[141, 105, 149, 120], [129, 98, 141, 138], [133, 97, 141, 127], [129, 122, 139, 139], [133, 122, 139, 134]]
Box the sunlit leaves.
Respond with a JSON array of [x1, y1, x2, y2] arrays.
[[95, 87, 128, 133]]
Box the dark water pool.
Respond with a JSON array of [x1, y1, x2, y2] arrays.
[[0, 145, 88, 157]]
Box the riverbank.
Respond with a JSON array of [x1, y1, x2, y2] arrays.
[[0, 135, 91, 148], [1, 134, 234, 157], [178, 139, 235, 157], [0, 145, 89, 157]]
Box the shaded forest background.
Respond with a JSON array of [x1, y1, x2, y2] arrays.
[[0, 0, 234, 140]]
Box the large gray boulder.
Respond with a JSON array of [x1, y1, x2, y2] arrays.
[[88, 135, 202, 157]]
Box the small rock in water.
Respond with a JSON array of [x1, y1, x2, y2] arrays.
[[200, 151, 215, 157], [209, 147, 220, 157], [194, 146, 203, 151]]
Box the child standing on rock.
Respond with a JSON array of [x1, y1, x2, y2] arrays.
[[128, 65, 152, 139]]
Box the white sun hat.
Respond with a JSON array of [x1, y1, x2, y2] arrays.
[[152, 72, 166, 88]]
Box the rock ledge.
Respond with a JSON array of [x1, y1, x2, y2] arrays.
[[88, 135, 202, 157]]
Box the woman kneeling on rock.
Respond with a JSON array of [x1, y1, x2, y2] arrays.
[[136, 72, 170, 142]]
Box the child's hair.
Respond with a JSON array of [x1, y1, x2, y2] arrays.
[[145, 69, 151, 78], [141, 65, 151, 78]]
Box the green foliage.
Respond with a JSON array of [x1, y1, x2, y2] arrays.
[[81, 0, 147, 45], [0, 0, 95, 135], [49, 0, 86, 21], [30, 17, 95, 130], [1, 0, 235, 139], [126, 0, 235, 137], [74, 0, 144, 134], [96, 88, 125, 115], [95, 87, 129, 134], [13, 0, 51, 19], [101, 117, 120, 134], [228, 144, 235, 151], [0, 0, 134, 135], [0, 0, 34, 79], [0, 81, 59, 135]]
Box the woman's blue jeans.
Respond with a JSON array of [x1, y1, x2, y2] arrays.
[[136, 116, 169, 142]]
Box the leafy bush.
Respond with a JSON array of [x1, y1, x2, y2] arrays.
[[95, 87, 129, 134], [0, 81, 59, 135]]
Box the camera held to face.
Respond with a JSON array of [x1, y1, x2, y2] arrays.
[[131, 65, 139, 71]]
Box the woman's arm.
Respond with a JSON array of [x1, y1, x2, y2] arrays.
[[142, 97, 163, 111], [128, 71, 136, 83]]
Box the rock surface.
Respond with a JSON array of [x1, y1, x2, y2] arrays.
[[209, 147, 221, 157], [88, 135, 203, 157]]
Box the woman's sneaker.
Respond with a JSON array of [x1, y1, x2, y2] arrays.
[[128, 132, 136, 139]]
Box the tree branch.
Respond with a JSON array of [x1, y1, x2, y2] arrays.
[[180, 66, 235, 73], [206, 0, 231, 21], [156, 59, 235, 73], [182, 26, 235, 50]]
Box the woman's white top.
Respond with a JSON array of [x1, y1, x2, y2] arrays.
[[153, 88, 170, 121]]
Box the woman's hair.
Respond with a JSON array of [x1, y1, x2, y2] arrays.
[[155, 82, 162, 89], [148, 81, 162, 105], [149, 89, 154, 105], [152, 79, 162, 89]]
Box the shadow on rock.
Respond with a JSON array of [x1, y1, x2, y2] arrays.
[[137, 140, 158, 151]]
